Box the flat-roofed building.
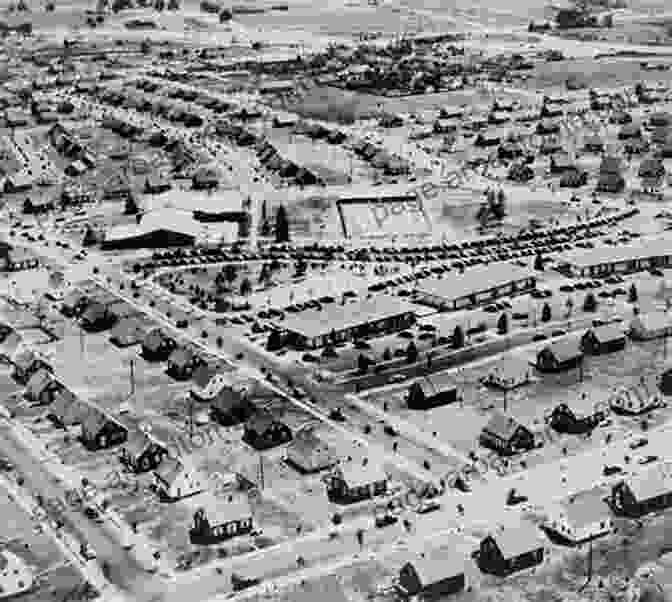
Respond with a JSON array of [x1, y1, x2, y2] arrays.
[[544, 487, 613, 545], [415, 264, 536, 311], [557, 238, 672, 278], [275, 295, 417, 349]]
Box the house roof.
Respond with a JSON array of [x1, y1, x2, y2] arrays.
[[402, 550, 466, 587], [625, 461, 672, 502], [246, 407, 278, 433], [287, 428, 335, 465], [123, 431, 156, 457], [110, 317, 145, 343], [25, 368, 55, 399], [278, 295, 416, 341], [411, 372, 457, 398], [191, 364, 220, 389], [81, 406, 110, 439], [540, 338, 583, 363], [632, 310, 672, 334], [11, 347, 39, 370], [336, 461, 387, 488], [417, 263, 535, 304], [489, 521, 543, 559], [557, 487, 610, 529], [600, 156, 622, 174], [487, 356, 532, 384], [198, 493, 252, 524], [586, 324, 626, 344], [168, 347, 196, 367], [482, 410, 526, 441], [143, 328, 171, 352], [81, 301, 108, 322]]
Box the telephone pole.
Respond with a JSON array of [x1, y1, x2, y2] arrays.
[[258, 453, 264, 490], [129, 359, 135, 395]]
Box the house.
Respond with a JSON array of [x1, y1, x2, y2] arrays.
[[549, 152, 574, 174], [242, 408, 292, 450], [406, 377, 458, 410], [24, 368, 60, 405], [22, 198, 54, 214], [583, 134, 604, 153], [610, 461, 672, 518], [191, 366, 231, 402], [596, 171, 626, 193], [285, 427, 336, 473], [11, 348, 51, 385], [47, 389, 86, 427], [536, 339, 584, 373], [102, 173, 132, 200], [479, 411, 535, 456], [609, 375, 662, 415], [477, 522, 544, 576], [474, 131, 501, 147], [109, 317, 145, 348], [119, 432, 168, 473], [544, 487, 613, 546], [153, 457, 207, 501], [191, 166, 220, 190], [397, 551, 466, 600], [618, 123, 641, 140], [167, 347, 203, 380], [325, 461, 388, 504], [639, 158, 666, 180], [190, 495, 254, 544], [80, 406, 128, 451], [484, 356, 534, 390], [659, 368, 672, 395], [629, 311, 672, 340], [141, 328, 176, 361], [144, 174, 172, 194], [61, 290, 89, 317], [547, 403, 602, 435], [3, 172, 33, 193], [0, 248, 39, 272], [80, 301, 117, 332], [581, 325, 626, 355], [210, 386, 255, 426]]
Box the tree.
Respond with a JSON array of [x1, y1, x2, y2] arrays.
[[534, 253, 544, 271], [224, 264, 237, 287], [124, 195, 138, 215], [140, 39, 151, 55], [258, 263, 271, 285], [275, 205, 290, 243], [355, 528, 364, 550], [452, 325, 465, 349], [541, 302, 552, 322], [167, 0, 179, 9], [382, 347, 392, 361], [497, 312, 509, 335], [357, 354, 369, 374], [405, 341, 418, 364], [628, 283, 638, 303], [82, 225, 98, 246], [583, 292, 597, 312], [266, 329, 283, 351], [219, 8, 232, 21], [239, 277, 252, 296]]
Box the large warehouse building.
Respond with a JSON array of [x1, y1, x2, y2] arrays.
[[276, 295, 417, 349], [415, 264, 537, 310], [557, 238, 672, 278]]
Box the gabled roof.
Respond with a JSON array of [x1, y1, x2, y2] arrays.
[[482, 411, 526, 441], [191, 364, 220, 390], [488, 521, 543, 559], [110, 317, 145, 343], [540, 338, 583, 362], [198, 493, 252, 524], [625, 461, 672, 502], [336, 461, 387, 488], [557, 487, 610, 529], [402, 550, 466, 587], [143, 328, 170, 352], [25, 368, 56, 399], [586, 324, 626, 344], [245, 407, 279, 433], [632, 311, 672, 333], [81, 406, 110, 439], [168, 347, 196, 367]]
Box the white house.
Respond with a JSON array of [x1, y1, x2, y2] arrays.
[[609, 375, 662, 415], [544, 487, 613, 545], [484, 356, 534, 390], [153, 457, 207, 501], [629, 311, 672, 340], [191, 367, 240, 402]]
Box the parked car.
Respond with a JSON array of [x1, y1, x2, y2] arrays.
[[628, 437, 648, 450], [603, 465, 623, 476], [374, 513, 398, 528], [84, 506, 103, 523], [638, 455, 659, 465], [415, 500, 441, 514]]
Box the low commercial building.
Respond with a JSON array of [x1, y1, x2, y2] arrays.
[[544, 487, 613, 545], [415, 264, 536, 311], [397, 551, 467, 599], [276, 295, 416, 349], [610, 462, 672, 518], [477, 522, 544, 576], [557, 238, 672, 278]]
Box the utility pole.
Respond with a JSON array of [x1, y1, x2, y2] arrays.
[[129, 358, 135, 395], [503, 387, 508, 413], [258, 453, 264, 490], [578, 538, 593, 592]]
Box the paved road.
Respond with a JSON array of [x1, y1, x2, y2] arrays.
[[0, 424, 165, 602]]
